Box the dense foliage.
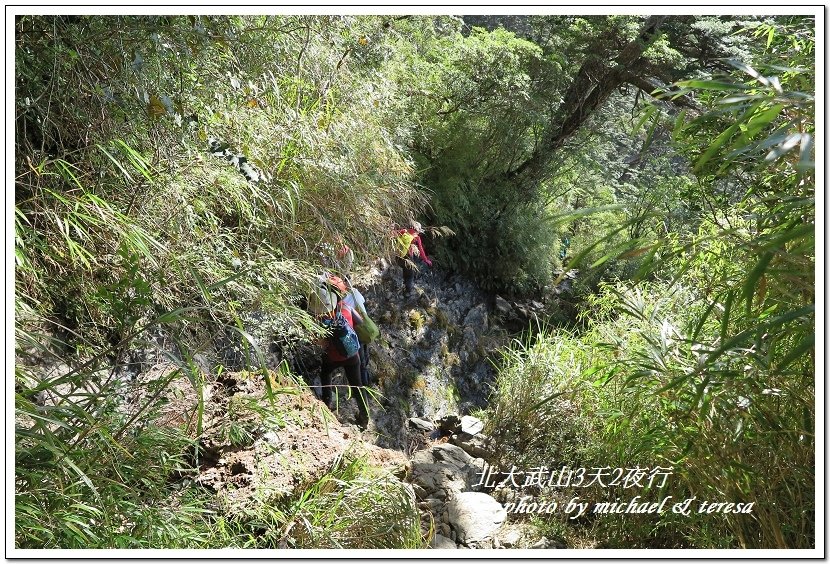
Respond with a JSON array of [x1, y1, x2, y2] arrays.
[[484, 16, 815, 549], [14, 13, 815, 550], [15, 14, 426, 549]]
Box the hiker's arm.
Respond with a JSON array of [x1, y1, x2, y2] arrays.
[[416, 235, 432, 266]]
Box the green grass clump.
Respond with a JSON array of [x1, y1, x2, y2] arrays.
[[207, 455, 423, 549], [484, 278, 814, 548]]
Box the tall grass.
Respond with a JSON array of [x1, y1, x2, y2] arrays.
[[485, 20, 814, 549], [485, 276, 813, 548], [262, 456, 422, 549], [484, 327, 596, 470], [15, 15, 427, 549]]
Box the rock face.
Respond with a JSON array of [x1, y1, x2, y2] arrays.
[[358, 266, 510, 450], [448, 492, 507, 546]]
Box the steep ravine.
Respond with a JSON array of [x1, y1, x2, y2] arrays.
[[123, 259, 564, 548], [183, 259, 565, 548]]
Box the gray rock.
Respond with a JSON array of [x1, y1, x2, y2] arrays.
[[192, 353, 212, 374], [462, 326, 478, 350], [498, 528, 522, 548], [410, 449, 474, 496], [447, 492, 507, 545], [494, 295, 512, 316], [422, 497, 444, 513], [430, 534, 457, 549], [530, 536, 549, 549], [411, 463, 455, 493], [408, 417, 435, 432], [450, 432, 492, 461], [410, 461, 448, 497], [460, 415, 484, 435], [431, 443, 473, 470], [463, 303, 488, 332], [411, 483, 429, 500]]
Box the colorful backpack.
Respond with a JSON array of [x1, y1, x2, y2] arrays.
[[321, 308, 360, 358]]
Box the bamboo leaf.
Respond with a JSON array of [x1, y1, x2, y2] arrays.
[[741, 251, 774, 314], [728, 59, 771, 87], [720, 290, 735, 343], [798, 133, 814, 172], [97, 144, 134, 182], [631, 104, 657, 136], [691, 297, 719, 342], [708, 305, 814, 366], [695, 122, 741, 172], [765, 133, 802, 162], [675, 79, 749, 91], [189, 266, 212, 302], [154, 307, 204, 325], [775, 334, 814, 373]]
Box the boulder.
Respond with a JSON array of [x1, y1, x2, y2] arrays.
[[460, 415, 484, 435], [408, 417, 436, 432], [410, 463, 465, 497], [431, 443, 473, 470], [494, 295, 513, 316], [450, 432, 492, 463], [410, 444, 479, 498], [447, 492, 507, 545]]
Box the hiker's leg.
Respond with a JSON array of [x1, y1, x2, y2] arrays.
[[359, 343, 370, 386], [402, 257, 416, 294], [342, 355, 368, 419], [397, 256, 414, 294], [319, 355, 334, 406]]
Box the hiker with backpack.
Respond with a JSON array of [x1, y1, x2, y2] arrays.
[[308, 279, 369, 428], [394, 220, 432, 297], [327, 274, 379, 387], [340, 277, 379, 386]]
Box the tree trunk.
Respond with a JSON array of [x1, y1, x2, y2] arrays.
[[503, 15, 671, 191]]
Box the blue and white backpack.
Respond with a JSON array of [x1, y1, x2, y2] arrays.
[[322, 307, 360, 358]]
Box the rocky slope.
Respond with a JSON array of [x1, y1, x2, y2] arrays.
[[39, 258, 565, 548], [171, 259, 567, 548]]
